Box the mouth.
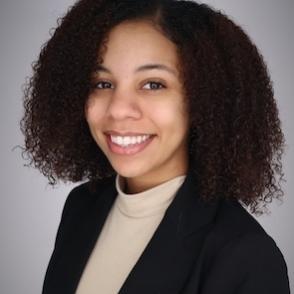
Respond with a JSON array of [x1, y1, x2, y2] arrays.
[[104, 133, 156, 156]]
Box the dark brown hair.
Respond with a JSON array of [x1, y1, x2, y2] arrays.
[[21, 0, 285, 214]]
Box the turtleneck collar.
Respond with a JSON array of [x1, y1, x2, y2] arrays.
[[115, 174, 187, 218]]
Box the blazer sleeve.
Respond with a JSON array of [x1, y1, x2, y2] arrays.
[[201, 233, 290, 294]]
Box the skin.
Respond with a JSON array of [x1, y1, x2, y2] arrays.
[[85, 20, 190, 194]]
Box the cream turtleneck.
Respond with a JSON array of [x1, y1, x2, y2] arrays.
[[76, 174, 186, 294]]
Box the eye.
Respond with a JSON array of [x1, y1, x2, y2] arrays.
[[91, 80, 166, 90], [93, 81, 113, 89], [143, 81, 166, 90]]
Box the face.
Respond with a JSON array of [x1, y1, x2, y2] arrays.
[[85, 20, 189, 193]]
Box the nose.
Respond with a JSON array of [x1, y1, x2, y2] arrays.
[[106, 88, 142, 121]]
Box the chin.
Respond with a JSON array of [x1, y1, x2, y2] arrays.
[[111, 164, 149, 179]]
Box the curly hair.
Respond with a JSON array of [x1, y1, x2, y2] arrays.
[[21, 0, 285, 215]]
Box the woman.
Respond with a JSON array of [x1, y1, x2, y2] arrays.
[[21, 0, 290, 293]]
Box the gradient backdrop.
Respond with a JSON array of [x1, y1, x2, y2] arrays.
[[0, 0, 293, 293]]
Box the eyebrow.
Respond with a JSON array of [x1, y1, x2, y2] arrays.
[[94, 63, 177, 76]]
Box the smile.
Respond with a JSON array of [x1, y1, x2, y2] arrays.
[[110, 134, 152, 147], [105, 134, 156, 155]]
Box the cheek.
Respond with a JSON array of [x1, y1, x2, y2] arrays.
[[84, 98, 105, 126], [150, 101, 187, 130]]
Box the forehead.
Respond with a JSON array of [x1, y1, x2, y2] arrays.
[[98, 20, 180, 71]]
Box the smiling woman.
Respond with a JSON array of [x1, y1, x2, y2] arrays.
[[21, 0, 290, 293]]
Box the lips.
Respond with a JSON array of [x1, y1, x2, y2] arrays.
[[105, 133, 155, 155]]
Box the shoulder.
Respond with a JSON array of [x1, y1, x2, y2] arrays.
[[61, 176, 116, 218], [202, 199, 290, 293], [52, 176, 116, 245], [211, 198, 288, 270], [213, 198, 267, 239]]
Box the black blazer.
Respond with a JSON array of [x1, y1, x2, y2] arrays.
[[42, 170, 290, 294]]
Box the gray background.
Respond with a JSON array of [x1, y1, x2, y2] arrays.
[[0, 0, 293, 293]]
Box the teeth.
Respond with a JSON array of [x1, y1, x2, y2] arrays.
[[110, 135, 151, 147], [131, 137, 136, 144]]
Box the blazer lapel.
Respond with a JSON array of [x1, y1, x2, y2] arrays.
[[118, 169, 220, 294]]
